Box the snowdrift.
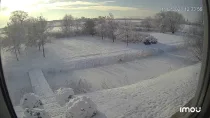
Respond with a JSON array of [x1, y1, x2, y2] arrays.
[[55, 87, 74, 106], [20, 93, 43, 109], [23, 108, 50, 118], [66, 96, 97, 118]]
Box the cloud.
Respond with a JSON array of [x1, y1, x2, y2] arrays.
[[39, 1, 138, 11], [1, 0, 138, 13], [44, 1, 116, 7], [53, 5, 138, 11]]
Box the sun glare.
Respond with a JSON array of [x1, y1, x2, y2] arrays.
[[1, 0, 41, 13]]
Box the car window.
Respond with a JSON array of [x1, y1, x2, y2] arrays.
[[0, 0, 204, 118]]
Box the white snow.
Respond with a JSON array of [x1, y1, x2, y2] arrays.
[[86, 63, 201, 118], [179, 24, 200, 33], [66, 96, 97, 118], [55, 88, 74, 106], [15, 63, 201, 118], [150, 33, 185, 45], [1, 35, 188, 105], [45, 49, 197, 93], [20, 93, 43, 109], [28, 70, 64, 118], [14, 63, 200, 118], [1, 32, 199, 118], [29, 70, 54, 98], [23, 108, 50, 118]]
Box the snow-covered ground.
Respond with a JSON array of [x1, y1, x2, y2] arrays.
[[86, 63, 201, 118], [14, 63, 201, 118], [1, 30, 201, 118], [150, 33, 185, 45], [2, 34, 186, 72], [1, 33, 195, 106], [44, 49, 197, 93]]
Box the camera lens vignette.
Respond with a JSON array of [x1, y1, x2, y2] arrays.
[[0, 0, 203, 118]]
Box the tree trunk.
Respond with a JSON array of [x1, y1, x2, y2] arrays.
[[42, 44, 45, 58], [112, 34, 115, 42], [39, 44, 41, 51], [126, 35, 128, 46], [18, 48, 21, 55], [14, 48, 19, 61]]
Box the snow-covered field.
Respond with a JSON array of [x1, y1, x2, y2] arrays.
[[44, 49, 197, 93], [2, 33, 186, 72], [1, 32, 199, 113]]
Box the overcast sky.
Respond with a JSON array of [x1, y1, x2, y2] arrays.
[[0, 0, 203, 28]]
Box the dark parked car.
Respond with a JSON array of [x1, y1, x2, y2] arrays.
[[143, 39, 151, 45], [143, 36, 158, 45], [150, 39, 157, 44]]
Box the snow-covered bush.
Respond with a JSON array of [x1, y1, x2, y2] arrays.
[[23, 108, 50, 118], [20, 93, 43, 109], [65, 96, 97, 118], [55, 88, 74, 106]]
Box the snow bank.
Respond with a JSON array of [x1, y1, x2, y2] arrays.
[[55, 88, 74, 106], [20, 93, 43, 109], [65, 96, 97, 118], [23, 108, 50, 118]]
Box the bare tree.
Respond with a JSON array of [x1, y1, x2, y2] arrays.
[[1, 11, 29, 61], [74, 18, 81, 36], [123, 18, 133, 46], [61, 14, 74, 37], [185, 13, 204, 61], [36, 16, 48, 57], [10, 10, 28, 25], [97, 16, 107, 39], [2, 22, 21, 61], [154, 11, 185, 33], [167, 11, 185, 33], [154, 12, 168, 33], [114, 18, 133, 45], [84, 19, 95, 36], [10, 10, 28, 54], [141, 16, 153, 31], [107, 13, 118, 42], [25, 17, 39, 48]]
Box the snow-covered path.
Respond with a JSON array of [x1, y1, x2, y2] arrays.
[[29, 70, 65, 118], [29, 70, 54, 98], [87, 64, 201, 118]]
